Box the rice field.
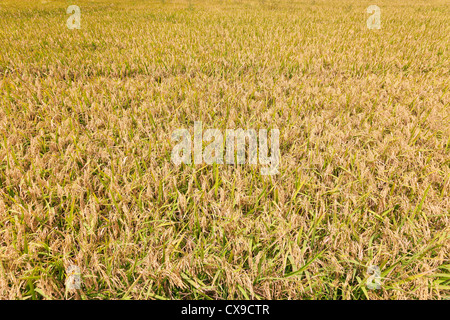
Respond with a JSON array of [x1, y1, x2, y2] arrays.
[[0, 0, 449, 300]]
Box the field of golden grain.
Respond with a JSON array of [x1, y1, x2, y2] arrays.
[[0, 0, 448, 300]]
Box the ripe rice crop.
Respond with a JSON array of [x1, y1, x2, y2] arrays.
[[0, 0, 448, 299]]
